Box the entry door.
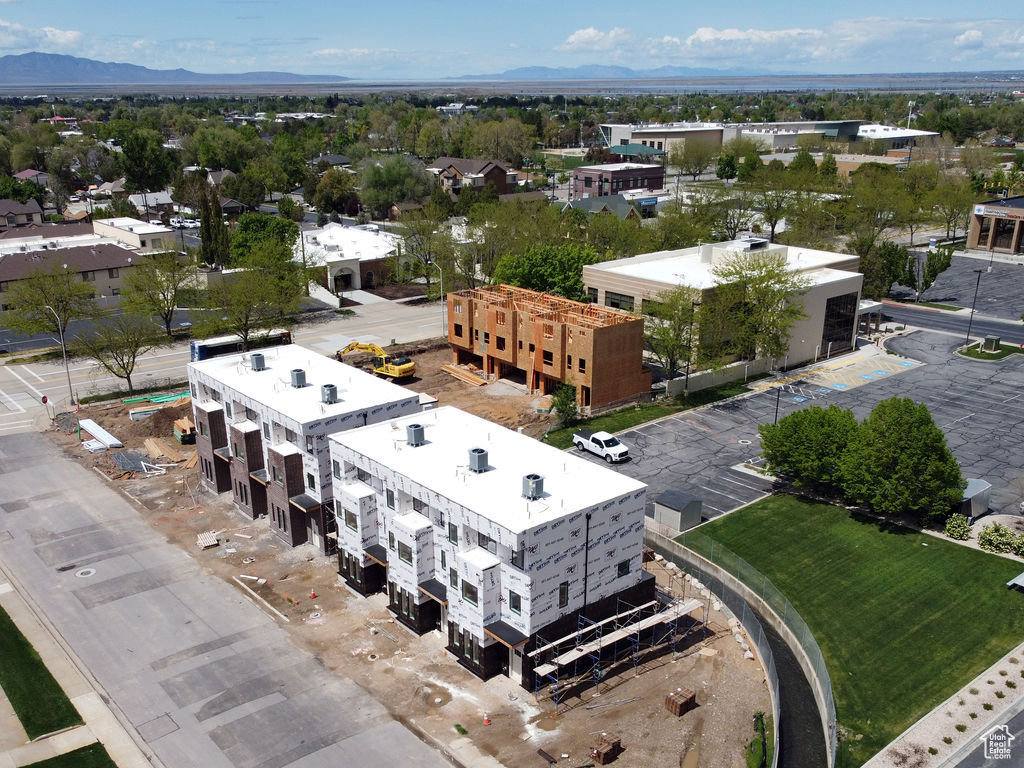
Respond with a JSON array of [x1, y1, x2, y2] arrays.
[[510, 647, 523, 680], [311, 516, 321, 551]]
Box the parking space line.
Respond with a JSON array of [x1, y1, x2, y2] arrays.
[[698, 484, 749, 504]]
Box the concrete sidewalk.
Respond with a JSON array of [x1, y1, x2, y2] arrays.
[[0, 569, 156, 768]]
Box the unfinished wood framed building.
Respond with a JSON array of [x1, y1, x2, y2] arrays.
[[446, 285, 651, 412]]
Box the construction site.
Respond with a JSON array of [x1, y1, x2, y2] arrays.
[[43, 338, 772, 768]]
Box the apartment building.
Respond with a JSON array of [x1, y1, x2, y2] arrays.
[[328, 406, 653, 684], [572, 162, 665, 200], [187, 344, 423, 553], [447, 285, 651, 411]]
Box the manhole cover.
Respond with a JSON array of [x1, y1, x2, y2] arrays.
[[310, 612, 321, 619], [241, 557, 255, 564], [738, 439, 752, 446], [367, 653, 379, 662], [75, 568, 96, 578]]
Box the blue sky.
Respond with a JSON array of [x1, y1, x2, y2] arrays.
[[0, 1, 1021, 78]]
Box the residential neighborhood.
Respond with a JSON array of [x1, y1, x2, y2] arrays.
[[2, 8, 1024, 768]]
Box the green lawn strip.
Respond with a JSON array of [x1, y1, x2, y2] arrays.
[[683, 496, 1024, 766], [22, 743, 116, 768], [960, 342, 1024, 361], [545, 380, 756, 449], [917, 301, 962, 311], [0, 606, 83, 739]]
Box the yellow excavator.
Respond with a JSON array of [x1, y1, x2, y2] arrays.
[[337, 342, 416, 379]]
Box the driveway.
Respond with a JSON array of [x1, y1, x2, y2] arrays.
[[0, 432, 447, 768]]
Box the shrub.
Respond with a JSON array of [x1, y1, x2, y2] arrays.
[[969, 712, 978, 719], [1000, 670, 1008, 676], [929, 747, 938, 755], [984, 703, 994, 710], [996, 690, 1005, 699], [1014, 533, 1024, 557], [1008, 681, 1017, 689], [956, 724, 967, 732], [979, 523, 1017, 553], [944, 513, 971, 540], [970, 687, 979, 695], [943, 737, 953, 744]]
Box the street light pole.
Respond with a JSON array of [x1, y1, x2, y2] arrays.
[[44, 304, 74, 408], [964, 268, 984, 348], [682, 300, 701, 397]]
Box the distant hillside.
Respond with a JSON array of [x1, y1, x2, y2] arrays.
[[0, 52, 349, 85], [458, 64, 765, 80]]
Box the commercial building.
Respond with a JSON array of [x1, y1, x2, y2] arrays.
[[328, 405, 654, 684], [187, 344, 423, 553], [583, 238, 864, 365], [297, 222, 404, 292], [856, 124, 939, 150], [966, 196, 1024, 255], [601, 120, 864, 153], [92, 218, 174, 252], [572, 162, 665, 200], [447, 285, 651, 411]]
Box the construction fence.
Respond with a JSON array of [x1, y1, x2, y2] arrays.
[[646, 530, 782, 768], [650, 528, 838, 767]]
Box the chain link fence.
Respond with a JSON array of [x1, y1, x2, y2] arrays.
[[653, 528, 838, 766]]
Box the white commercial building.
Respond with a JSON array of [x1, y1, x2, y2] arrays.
[[188, 344, 423, 553], [297, 222, 404, 293], [328, 406, 657, 684], [583, 238, 864, 366]]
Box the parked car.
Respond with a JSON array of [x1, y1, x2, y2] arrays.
[[572, 429, 629, 463]]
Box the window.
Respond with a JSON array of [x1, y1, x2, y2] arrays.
[[385, 488, 395, 509], [496, 336, 506, 351], [389, 531, 395, 550], [511, 546, 525, 569], [356, 467, 370, 482], [413, 498, 426, 512], [305, 435, 314, 455], [231, 441, 243, 460], [477, 531, 496, 554], [0, 282, 6, 292], [398, 541, 412, 564], [454, 323, 463, 338], [448, 522, 458, 543], [474, 329, 479, 341], [111, 288, 120, 296], [263, 422, 270, 439], [223, 401, 232, 418], [449, 568, 458, 588], [483, 332, 490, 344], [272, 465, 282, 484], [285, 427, 296, 443], [542, 350, 553, 366], [332, 459, 341, 479], [345, 508, 357, 530], [306, 473, 315, 490], [584, 177, 593, 188], [453, 302, 463, 314], [518, 340, 523, 350], [199, 421, 208, 437], [462, 580, 479, 605], [543, 324, 554, 339], [578, 358, 586, 373], [495, 310, 507, 324], [617, 559, 630, 578], [440, 550, 446, 569], [558, 581, 569, 607], [509, 591, 521, 614], [108, 267, 119, 279], [604, 291, 635, 312], [586, 287, 597, 303], [528, 343, 535, 353], [81, 270, 95, 282]]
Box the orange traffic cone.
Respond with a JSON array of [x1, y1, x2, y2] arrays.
[[483, 714, 491, 725], [310, 590, 317, 599]]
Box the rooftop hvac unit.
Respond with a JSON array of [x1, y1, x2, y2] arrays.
[[469, 447, 488, 473], [321, 383, 338, 404], [290, 368, 306, 388], [250, 353, 266, 371], [406, 423, 425, 446], [523, 473, 544, 500]]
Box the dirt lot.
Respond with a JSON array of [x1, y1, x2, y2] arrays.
[[48, 385, 770, 768]]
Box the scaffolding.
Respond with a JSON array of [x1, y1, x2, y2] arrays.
[[530, 596, 704, 709]]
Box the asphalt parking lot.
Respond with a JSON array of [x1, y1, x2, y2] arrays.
[[891, 251, 1024, 321], [582, 331, 1024, 521]]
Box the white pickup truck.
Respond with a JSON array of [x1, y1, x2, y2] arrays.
[[572, 429, 629, 463]]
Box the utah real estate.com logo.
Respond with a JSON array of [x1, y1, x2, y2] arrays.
[[980, 724, 1014, 760]]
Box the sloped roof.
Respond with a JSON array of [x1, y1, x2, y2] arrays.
[[427, 157, 508, 176], [563, 194, 640, 220], [0, 198, 42, 216], [0, 242, 139, 282]]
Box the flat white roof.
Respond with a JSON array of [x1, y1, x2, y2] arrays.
[[188, 344, 416, 426], [576, 162, 662, 172], [331, 406, 646, 534], [99, 217, 173, 235], [586, 240, 858, 291], [857, 124, 939, 140], [297, 222, 401, 266]]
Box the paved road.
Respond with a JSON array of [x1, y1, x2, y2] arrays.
[[891, 251, 1024, 321], [0, 300, 442, 436], [0, 432, 448, 768], [883, 304, 1024, 347], [583, 331, 1024, 521]]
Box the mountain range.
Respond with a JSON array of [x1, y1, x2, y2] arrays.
[[0, 53, 348, 85], [457, 64, 769, 80]]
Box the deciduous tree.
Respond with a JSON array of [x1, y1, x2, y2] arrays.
[[122, 250, 199, 336], [758, 404, 859, 493], [71, 313, 160, 395], [643, 285, 701, 378], [2, 265, 97, 338]]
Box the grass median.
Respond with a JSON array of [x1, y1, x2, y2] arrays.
[[0, 606, 82, 739], [684, 495, 1024, 766], [22, 743, 116, 768]]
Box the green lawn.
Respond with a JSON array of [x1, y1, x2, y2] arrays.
[[682, 496, 1024, 766], [0, 607, 82, 739], [23, 743, 116, 768], [960, 342, 1024, 361]]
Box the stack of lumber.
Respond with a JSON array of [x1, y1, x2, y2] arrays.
[[441, 364, 487, 386], [143, 438, 189, 463]]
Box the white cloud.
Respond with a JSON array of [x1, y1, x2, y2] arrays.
[[0, 18, 80, 50], [557, 26, 634, 52], [954, 29, 983, 49]]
